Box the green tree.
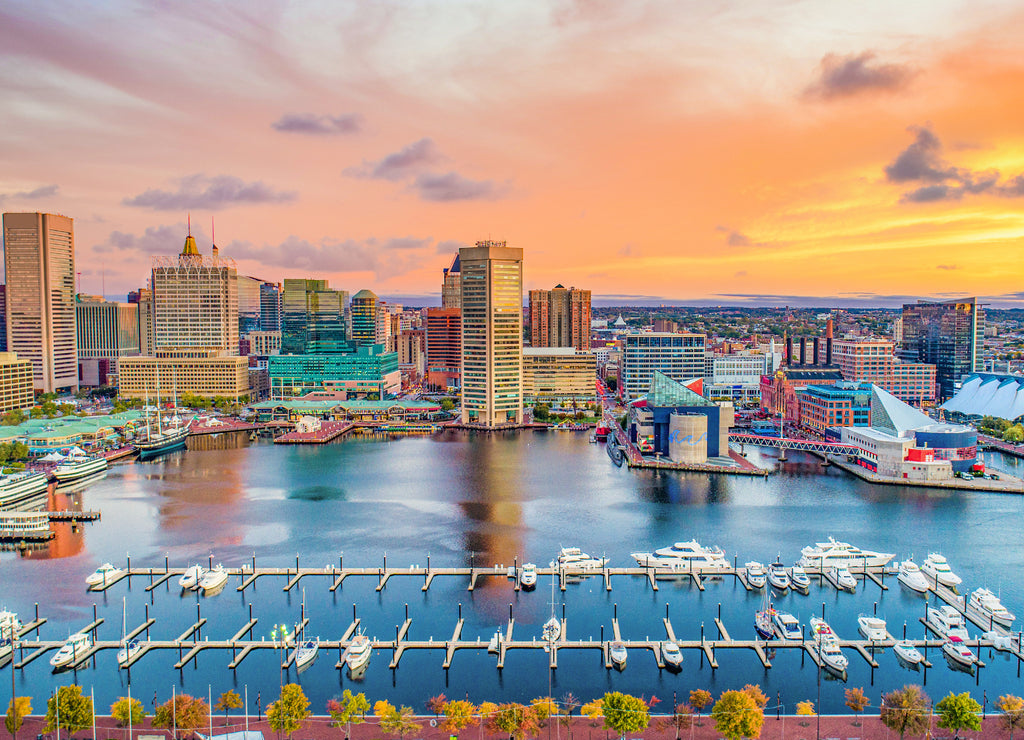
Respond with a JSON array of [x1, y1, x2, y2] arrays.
[[998, 695, 1024, 740], [267, 684, 311, 740], [215, 690, 243, 726], [601, 692, 650, 735], [533, 403, 551, 421], [440, 398, 455, 412], [379, 705, 421, 740], [44, 686, 93, 738], [5, 696, 31, 739], [711, 690, 763, 740], [935, 692, 981, 739], [153, 694, 209, 739], [689, 690, 713, 726], [1, 409, 25, 426], [880, 685, 930, 740], [327, 690, 371, 737], [488, 703, 539, 740], [1004, 424, 1024, 443], [530, 697, 558, 723], [111, 697, 147, 728], [441, 700, 478, 734]]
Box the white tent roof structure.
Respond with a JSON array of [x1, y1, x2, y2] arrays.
[[941, 373, 1024, 421]]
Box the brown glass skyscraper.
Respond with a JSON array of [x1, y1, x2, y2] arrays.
[[528, 285, 591, 351], [899, 298, 983, 400]]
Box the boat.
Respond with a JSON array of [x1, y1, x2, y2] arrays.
[[648, 540, 729, 568], [798, 537, 895, 569], [487, 630, 500, 654], [661, 640, 682, 668], [117, 638, 142, 667], [897, 560, 930, 593], [198, 564, 228, 593], [519, 563, 537, 590], [754, 588, 776, 639], [0, 470, 50, 509], [292, 637, 319, 670], [893, 640, 924, 667], [542, 569, 561, 642], [809, 616, 849, 674], [921, 553, 962, 590], [969, 588, 1016, 628], [789, 566, 811, 594], [767, 562, 790, 591], [984, 630, 1017, 652], [745, 561, 767, 589], [178, 564, 206, 590], [610, 640, 627, 669], [135, 382, 191, 460], [557, 547, 608, 569], [829, 567, 857, 592], [857, 615, 887, 642], [345, 633, 372, 671], [942, 635, 976, 670], [85, 563, 124, 587], [53, 452, 108, 482], [773, 612, 802, 640], [49, 632, 91, 669], [0, 609, 21, 638], [926, 605, 969, 639]]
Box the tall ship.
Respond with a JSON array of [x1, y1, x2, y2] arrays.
[[797, 537, 895, 570], [53, 449, 109, 482], [0, 470, 50, 509], [135, 384, 192, 460]]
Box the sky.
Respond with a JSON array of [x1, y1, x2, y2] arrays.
[[2, 0, 1024, 307]]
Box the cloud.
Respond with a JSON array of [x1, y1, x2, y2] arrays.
[[618, 243, 640, 257], [345, 138, 444, 181], [94, 223, 201, 254], [435, 239, 465, 255], [413, 171, 503, 202], [0, 184, 59, 203], [271, 112, 362, 135], [804, 52, 913, 100], [123, 174, 296, 210], [936, 264, 958, 270], [716, 225, 753, 246]]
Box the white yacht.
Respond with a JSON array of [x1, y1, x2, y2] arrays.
[[661, 640, 682, 668], [0, 609, 22, 637], [897, 560, 930, 593], [557, 547, 607, 569], [50, 632, 91, 669], [943, 635, 976, 670], [117, 638, 142, 668], [633, 540, 729, 570], [519, 563, 537, 590], [178, 565, 206, 590], [774, 612, 802, 640], [829, 567, 857, 592], [53, 454, 108, 482], [744, 561, 767, 589], [857, 615, 887, 642], [85, 563, 124, 587], [292, 637, 319, 670], [0, 471, 50, 509], [610, 640, 627, 669], [809, 617, 848, 673], [346, 633, 372, 671], [542, 616, 561, 642], [893, 640, 924, 667], [487, 630, 501, 654], [198, 565, 229, 593], [927, 605, 969, 639], [970, 588, 1016, 628], [798, 537, 895, 569], [789, 566, 811, 593], [767, 562, 790, 591], [921, 553, 962, 589]]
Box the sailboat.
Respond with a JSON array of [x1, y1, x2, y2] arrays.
[[116, 597, 142, 668], [136, 377, 190, 460], [754, 586, 776, 639], [290, 589, 319, 671], [542, 565, 561, 642]]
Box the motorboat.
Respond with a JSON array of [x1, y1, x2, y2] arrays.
[[198, 564, 229, 593], [50, 632, 91, 669], [0, 470, 49, 509], [610, 640, 627, 669], [178, 565, 206, 590], [809, 617, 848, 673], [745, 561, 767, 589], [969, 588, 1016, 628], [487, 630, 500, 654], [633, 540, 729, 570], [654, 539, 726, 561], [893, 640, 924, 667], [942, 635, 976, 670], [557, 547, 607, 570], [116, 639, 142, 668], [789, 566, 811, 594], [921, 553, 962, 590], [926, 605, 969, 639], [345, 633, 372, 671], [519, 563, 537, 590], [542, 616, 561, 642], [292, 637, 319, 670], [798, 537, 895, 569], [0, 610, 22, 638], [661, 640, 682, 668], [629, 553, 688, 570], [857, 615, 887, 642], [897, 560, 930, 593], [53, 453, 108, 482], [774, 612, 801, 640], [755, 589, 775, 639], [85, 563, 124, 587], [984, 630, 1017, 652], [829, 567, 857, 592], [767, 562, 790, 591]]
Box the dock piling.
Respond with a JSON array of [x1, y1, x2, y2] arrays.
[[165, 553, 169, 573]]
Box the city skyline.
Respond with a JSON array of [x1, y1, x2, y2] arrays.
[[2, 2, 1024, 306]]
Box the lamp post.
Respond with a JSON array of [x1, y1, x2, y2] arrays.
[[6, 621, 17, 740], [270, 623, 292, 689]]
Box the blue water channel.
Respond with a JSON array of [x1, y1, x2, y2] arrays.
[[2, 431, 1023, 714]]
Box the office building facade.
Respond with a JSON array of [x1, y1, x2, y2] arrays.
[[831, 337, 936, 405], [350, 289, 378, 347], [0, 352, 35, 413], [620, 333, 706, 401], [260, 281, 282, 332], [522, 348, 596, 403], [528, 285, 591, 351], [281, 279, 349, 355], [441, 253, 461, 309], [268, 345, 400, 399], [425, 307, 461, 391], [76, 298, 140, 385], [899, 299, 983, 400]]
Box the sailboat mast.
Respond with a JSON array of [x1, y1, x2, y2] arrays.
[[155, 370, 163, 435]]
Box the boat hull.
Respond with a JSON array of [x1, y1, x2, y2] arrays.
[[53, 458, 108, 482], [136, 429, 189, 460], [898, 571, 930, 593]]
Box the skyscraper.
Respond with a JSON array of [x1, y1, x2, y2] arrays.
[[350, 289, 378, 347], [426, 307, 461, 391], [237, 275, 262, 334], [2, 212, 78, 393], [260, 281, 282, 332], [899, 298, 983, 399], [528, 285, 591, 350], [280, 278, 349, 354], [441, 253, 461, 309], [460, 240, 523, 426]]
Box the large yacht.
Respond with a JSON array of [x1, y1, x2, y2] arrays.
[[346, 633, 372, 672], [857, 615, 887, 642], [926, 605, 969, 639], [745, 561, 767, 589], [557, 547, 607, 569], [897, 560, 930, 593], [774, 612, 802, 640], [921, 553, 962, 589], [632, 540, 729, 570], [0, 471, 50, 509], [809, 617, 848, 674], [798, 537, 895, 569], [969, 588, 1016, 628]]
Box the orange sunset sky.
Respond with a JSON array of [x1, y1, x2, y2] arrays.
[[2, 1, 1023, 306]]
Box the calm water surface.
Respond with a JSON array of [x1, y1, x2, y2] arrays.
[[3, 431, 1024, 714]]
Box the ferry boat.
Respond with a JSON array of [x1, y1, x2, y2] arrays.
[[767, 562, 790, 591], [773, 612, 802, 640], [50, 632, 91, 669], [178, 564, 206, 590], [85, 563, 124, 587], [293, 637, 319, 670], [0, 471, 50, 509], [798, 537, 895, 570], [661, 640, 682, 668], [198, 565, 229, 594], [893, 640, 924, 667], [969, 588, 1016, 628], [610, 640, 627, 669], [942, 635, 976, 671], [921, 553, 962, 589], [557, 547, 607, 569], [809, 616, 848, 674], [788, 566, 811, 593], [897, 560, 930, 593], [744, 561, 767, 589], [857, 615, 887, 642], [519, 563, 537, 590], [926, 605, 969, 639], [0, 511, 51, 540], [346, 633, 372, 671], [53, 453, 108, 482]]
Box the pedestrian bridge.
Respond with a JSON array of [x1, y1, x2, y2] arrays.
[[729, 433, 859, 456]]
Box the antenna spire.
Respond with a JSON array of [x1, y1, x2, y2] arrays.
[[211, 216, 215, 246], [187, 213, 191, 236]]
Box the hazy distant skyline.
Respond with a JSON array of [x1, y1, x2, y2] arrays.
[[2, 1, 1024, 306]]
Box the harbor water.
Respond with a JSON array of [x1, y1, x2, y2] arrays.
[[3, 430, 1024, 714]]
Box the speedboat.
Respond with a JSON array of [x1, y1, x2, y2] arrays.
[[897, 560, 930, 593], [346, 633, 372, 671], [767, 562, 790, 591], [292, 637, 319, 670], [942, 635, 976, 671], [542, 616, 561, 642], [921, 553, 962, 590], [809, 616, 848, 674], [198, 565, 229, 593], [857, 615, 887, 642], [893, 640, 924, 667], [50, 632, 91, 669], [557, 547, 607, 570], [487, 630, 500, 654], [116, 638, 142, 668], [970, 588, 1016, 628], [774, 612, 802, 640], [85, 563, 124, 587], [0, 610, 22, 638], [519, 563, 537, 590], [927, 605, 969, 639], [610, 640, 627, 669], [661, 640, 682, 668], [745, 561, 767, 589], [789, 566, 811, 594], [178, 565, 206, 590], [829, 567, 857, 592], [799, 537, 895, 569], [633, 540, 729, 570]]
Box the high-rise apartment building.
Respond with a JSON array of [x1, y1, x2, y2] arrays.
[[460, 240, 523, 426], [350, 289, 378, 347], [0, 352, 34, 412], [260, 282, 282, 331], [425, 307, 461, 390], [281, 279, 349, 354], [620, 333, 706, 401], [2, 212, 78, 393], [528, 285, 591, 350], [899, 299, 983, 400], [441, 253, 461, 309], [0, 285, 6, 352]]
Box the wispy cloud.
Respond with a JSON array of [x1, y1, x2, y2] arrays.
[[716, 226, 752, 247], [0, 184, 59, 203], [94, 223, 201, 254], [413, 171, 504, 202], [271, 112, 362, 135], [123, 174, 296, 210], [804, 52, 914, 100], [345, 138, 444, 181]]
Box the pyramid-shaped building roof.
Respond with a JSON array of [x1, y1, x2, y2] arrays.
[[870, 385, 933, 436], [647, 371, 714, 407]]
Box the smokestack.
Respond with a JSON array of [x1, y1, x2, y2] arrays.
[[799, 338, 807, 365], [786, 337, 793, 366], [813, 337, 820, 366], [826, 318, 834, 339], [826, 337, 833, 366]]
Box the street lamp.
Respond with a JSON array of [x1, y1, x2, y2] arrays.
[[270, 623, 293, 688], [4, 620, 17, 740]]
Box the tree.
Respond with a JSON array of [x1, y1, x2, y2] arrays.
[[153, 694, 209, 739], [742, 685, 768, 710], [45, 686, 93, 738], [580, 699, 603, 727], [560, 693, 580, 718], [426, 694, 447, 717], [488, 703, 539, 740], [689, 689, 713, 725], [379, 705, 421, 740], [530, 697, 558, 723], [1, 409, 25, 426], [880, 685, 930, 740], [844, 688, 870, 726], [711, 690, 763, 740], [6, 696, 31, 739], [111, 697, 147, 728], [1004, 424, 1024, 443], [440, 398, 455, 412], [267, 684, 311, 740], [441, 700, 478, 734], [796, 701, 815, 727], [602, 692, 650, 735], [215, 690, 242, 726], [533, 403, 551, 421], [998, 695, 1024, 740], [659, 703, 692, 739], [327, 690, 371, 737], [935, 692, 981, 739]]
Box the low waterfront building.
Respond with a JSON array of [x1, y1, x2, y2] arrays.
[[522, 348, 596, 404], [268, 345, 400, 400], [0, 352, 34, 413], [760, 364, 846, 425], [0, 410, 145, 454], [118, 355, 251, 402], [253, 398, 440, 423], [797, 381, 872, 433]]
